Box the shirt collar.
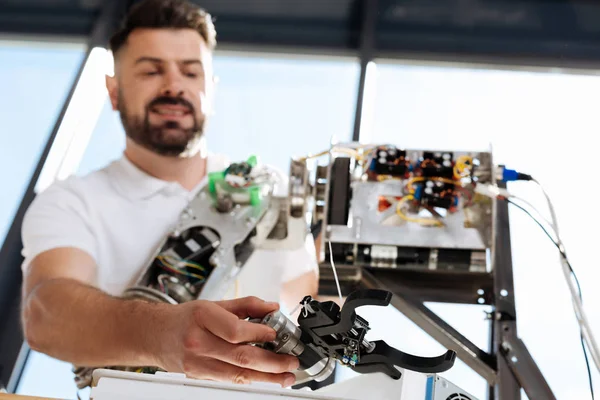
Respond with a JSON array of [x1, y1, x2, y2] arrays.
[[108, 153, 228, 201]]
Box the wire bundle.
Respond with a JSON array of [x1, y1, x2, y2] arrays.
[[155, 254, 207, 294], [485, 176, 597, 400]]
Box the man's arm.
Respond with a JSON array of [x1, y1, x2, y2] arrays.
[[22, 247, 299, 386], [22, 247, 164, 367]]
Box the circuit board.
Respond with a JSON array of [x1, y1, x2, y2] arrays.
[[297, 143, 495, 273]]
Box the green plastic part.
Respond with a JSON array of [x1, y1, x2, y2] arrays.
[[249, 186, 261, 206], [208, 171, 225, 193], [247, 155, 258, 167]]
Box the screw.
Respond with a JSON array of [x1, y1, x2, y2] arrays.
[[282, 334, 290, 341]]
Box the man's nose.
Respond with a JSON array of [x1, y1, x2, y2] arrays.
[[161, 71, 184, 97]]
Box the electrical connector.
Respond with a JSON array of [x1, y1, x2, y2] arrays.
[[474, 183, 511, 199], [496, 166, 533, 182]]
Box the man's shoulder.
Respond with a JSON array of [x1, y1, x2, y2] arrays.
[[44, 163, 113, 194], [31, 161, 117, 211]]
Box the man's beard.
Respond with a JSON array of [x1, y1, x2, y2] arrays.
[[118, 94, 206, 157]]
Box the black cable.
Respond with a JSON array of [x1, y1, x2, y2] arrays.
[[505, 198, 595, 400]]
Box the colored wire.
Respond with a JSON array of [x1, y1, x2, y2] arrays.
[[395, 195, 443, 227], [159, 254, 206, 272], [453, 155, 473, 179], [156, 256, 205, 281], [505, 198, 595, 400]]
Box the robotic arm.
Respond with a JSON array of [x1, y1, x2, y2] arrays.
[[122, 155, 306, 304], [255, 289, 456, 385]]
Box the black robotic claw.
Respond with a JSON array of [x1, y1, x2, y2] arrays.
[[297, 289, 457, 379], [358, 340, 457, 375]]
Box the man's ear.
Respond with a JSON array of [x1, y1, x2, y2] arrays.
[[105, 74, 119, 111]]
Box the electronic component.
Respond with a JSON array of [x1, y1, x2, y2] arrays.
[[209, 155, 267, 206], [418, 151, 454, 179], [415, 180, 457, 210], [425, 375, 478, 400], [224, 160, 254, 188], [367, 145, 410, 179]]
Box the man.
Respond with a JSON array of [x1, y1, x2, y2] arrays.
[[20, 0, 319, 389]]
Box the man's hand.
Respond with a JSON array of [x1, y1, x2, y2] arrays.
[[158, 296, 299, 387], [22, 248, 299, 388]]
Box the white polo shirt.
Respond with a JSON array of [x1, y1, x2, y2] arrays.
[[21, 153, 318, 303]]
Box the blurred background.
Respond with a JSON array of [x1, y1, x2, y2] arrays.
[[3, 1, 600, 399]]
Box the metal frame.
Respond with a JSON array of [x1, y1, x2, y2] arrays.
[[0, 0, 125, 391], [352, 0, 378, 142], [340, 181, 555, 400]]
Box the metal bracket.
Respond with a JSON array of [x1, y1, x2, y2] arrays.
[[500, 336, 556, 400]]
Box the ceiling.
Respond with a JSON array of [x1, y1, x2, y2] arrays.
[[2, 0, 600, 68]]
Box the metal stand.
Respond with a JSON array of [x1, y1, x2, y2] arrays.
[[320, 192, 556, 400]]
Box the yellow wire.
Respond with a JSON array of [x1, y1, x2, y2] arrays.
[[377, 174, 403, 182], [157, 256, 206, 280], [160, 254, 206, 272], [453, 156, 473, 179], [395, 195, 443, 227]]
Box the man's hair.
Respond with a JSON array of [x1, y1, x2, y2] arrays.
[[109, 0, 217, 56]]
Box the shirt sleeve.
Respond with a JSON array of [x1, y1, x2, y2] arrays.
[[21, 179, 98, 273]]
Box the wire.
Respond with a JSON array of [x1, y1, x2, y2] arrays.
[[156, 256, 206, 281], [159, 254, 206, 272], [505, 198, 595, 400], [297, 146, 364, 162], [508, 196, 557, 241], [290, 302, 303, 316], [531, 178, 596, 400], [328, 241, 343, 304], [532, 178, 560, 238], [395, 195, 444, 227], [454, 155, 473, 179]]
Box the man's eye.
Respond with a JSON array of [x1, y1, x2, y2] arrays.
[[186, 73, 198, 78], [144, 71, 159, 76]]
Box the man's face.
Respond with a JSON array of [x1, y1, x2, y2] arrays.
[[107, 28, 214, 157]]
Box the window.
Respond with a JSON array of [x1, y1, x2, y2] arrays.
[[0, 41, 85, 242], [0, 40, 86, 399], [207, 52, 360, 170], [77, 98, 125, 176], [358, 60, 600, 400]]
